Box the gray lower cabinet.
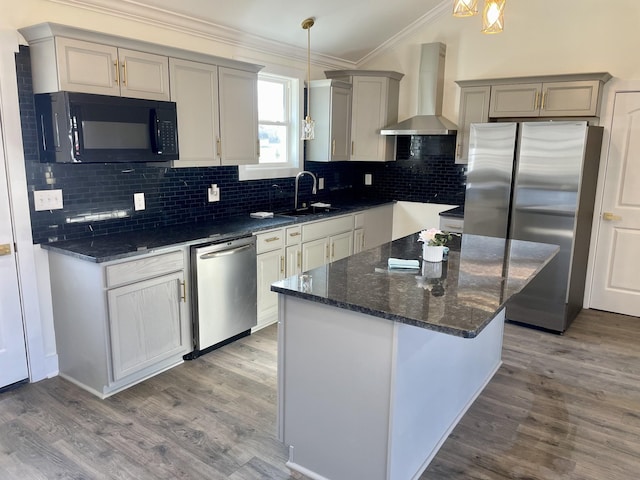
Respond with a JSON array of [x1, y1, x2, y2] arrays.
[[48, 248, 190, 398]]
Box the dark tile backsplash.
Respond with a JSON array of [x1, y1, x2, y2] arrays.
[[16, 46, 465, 244]]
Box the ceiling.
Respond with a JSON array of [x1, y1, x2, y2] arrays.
[[56, 0, 449, 66]]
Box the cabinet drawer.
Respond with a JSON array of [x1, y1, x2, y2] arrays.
[[255, 229, 284, 254], [106, 250, 184, 288], [302, 215, 354, 243], [439, 216, 464, 234], [286, 226, 302, 246]]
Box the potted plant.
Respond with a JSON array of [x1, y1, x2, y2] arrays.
[[418, 228, 452, 262]]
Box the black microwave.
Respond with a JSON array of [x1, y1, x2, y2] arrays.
[[34, 92, 179, 163]]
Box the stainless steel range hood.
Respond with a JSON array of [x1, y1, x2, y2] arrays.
[[380, 43, 457, 136]]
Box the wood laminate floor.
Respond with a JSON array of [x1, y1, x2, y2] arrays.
[[1, 309, 638, 479]]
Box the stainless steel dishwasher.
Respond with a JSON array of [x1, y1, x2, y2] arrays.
[[186, 235, 257, 359]]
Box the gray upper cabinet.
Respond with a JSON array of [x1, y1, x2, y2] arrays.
[[456, 72, 611, 164], [31, 36, 170, 101], [489, 80, 604, 118], [20, 23, 263, 166], [306, 79, 352, 162], [170, 60, 259, 167], [455, 86, 491, 164], [325, 70, 404, 162], [218, 67, 260, 166]]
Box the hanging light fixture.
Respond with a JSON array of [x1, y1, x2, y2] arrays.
[[452, 0, 478, 17], [301, 17, 315, 141], [452, 0, 506, 34], [481, 0, 506, 34]]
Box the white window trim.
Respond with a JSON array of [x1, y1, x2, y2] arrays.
[[239, 63, 304, 181]]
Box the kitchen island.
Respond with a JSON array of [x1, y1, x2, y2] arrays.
[[272, 233, 558, 480]]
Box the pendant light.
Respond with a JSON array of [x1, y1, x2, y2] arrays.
[[452, 0, 506, 34], [482, 0, 506, 34], [452, 0, 478, 17], [301, 17, 315, 141]]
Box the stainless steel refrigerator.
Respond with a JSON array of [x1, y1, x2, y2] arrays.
[[463, 121, 603, 332]]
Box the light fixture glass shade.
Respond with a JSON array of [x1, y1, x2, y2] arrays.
[[482, 0, 506, 34], [453, 0, 478, 17], [301, 116, 315, 141]]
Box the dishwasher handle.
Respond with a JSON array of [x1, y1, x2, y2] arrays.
[[199, 244, 253, 260]]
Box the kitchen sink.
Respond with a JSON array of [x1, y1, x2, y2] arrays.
[[277, 206, 341, 217]]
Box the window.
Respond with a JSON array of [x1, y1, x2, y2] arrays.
[[239, 70, 303, 181]]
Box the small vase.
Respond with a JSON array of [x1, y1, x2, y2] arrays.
[[422, 244, 444, 262]]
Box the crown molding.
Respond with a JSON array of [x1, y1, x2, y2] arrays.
[[47, 0, 356, 70], [357, 0, 450, 66]]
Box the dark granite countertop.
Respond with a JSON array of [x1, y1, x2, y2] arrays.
[[438, 206, 464, 218], [41, 199, 394, 263], [271, 233, 558, 338]]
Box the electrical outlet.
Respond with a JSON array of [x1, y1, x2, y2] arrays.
[[33, 189, 63, 211], [365, 173, 373, 186], [134, 192, 145, 211], [318, 177, 325, 190], [208, 184, 220, 202]]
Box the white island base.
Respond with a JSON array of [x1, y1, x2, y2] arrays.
[[277, 295, 505, 480]]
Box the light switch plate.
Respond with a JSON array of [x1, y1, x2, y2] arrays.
[[318, 177, 325, 190], [34, 189, 63, 211], [134, 192, 145, 211], [365, 173, 373, 186]]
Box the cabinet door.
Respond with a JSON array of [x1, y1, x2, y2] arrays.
[[351, 76, 390, 161], [363, 204, 393, 249], [256, 249, 284, 327], [302, 238, 329, 271], [55, 37, 120, 96], [456, 86, 491, 164], [330, 85, 352, 161], [540, 80, 601, 117], [286, 244, 302, 276], [489, 83, 542, 118], [118, 48, 170, 101], [330, 231, 353, 263], [353, 228, 365, 254], [169, 58, 220, 167], [107, 271, 188, 381], [218, 67, 259, 165]]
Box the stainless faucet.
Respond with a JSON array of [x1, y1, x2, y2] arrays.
[[294, 171, 317, 210]]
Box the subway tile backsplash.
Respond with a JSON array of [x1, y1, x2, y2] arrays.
[[16, 46, 465, 245]]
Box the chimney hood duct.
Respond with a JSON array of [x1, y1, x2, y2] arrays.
[[380, 43, 457, 136]]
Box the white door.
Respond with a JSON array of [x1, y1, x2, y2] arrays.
[[0, 116, 29, 388], [591, 91, 640, 317]]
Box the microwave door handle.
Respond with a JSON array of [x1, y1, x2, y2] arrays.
[[53, 113, 61, 148], [151, 109, 163, 154], [71, 114, 83, 161]]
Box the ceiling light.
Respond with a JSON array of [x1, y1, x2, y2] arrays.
[[452, 0, 478, 17], [453, 0, 506, 34], [481, 0, 505, 34], [301, 17, 315, 141]]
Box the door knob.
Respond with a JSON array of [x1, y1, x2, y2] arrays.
[[603, 212, 622, 221]]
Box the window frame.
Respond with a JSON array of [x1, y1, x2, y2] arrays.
[[238, 66, 304, 181]]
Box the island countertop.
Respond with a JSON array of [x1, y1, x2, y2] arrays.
[[272, 233, 558, 338]]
